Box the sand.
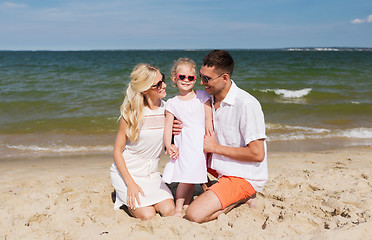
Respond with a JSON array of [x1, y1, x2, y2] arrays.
[[1, 146, 371, 239]]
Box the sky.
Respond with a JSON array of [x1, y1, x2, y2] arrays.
[[0, 0, 371, 50]]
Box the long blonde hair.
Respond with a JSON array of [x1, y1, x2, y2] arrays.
[[120, 63, 158, 142]]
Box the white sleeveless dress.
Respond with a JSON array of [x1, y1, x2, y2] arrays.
[[162, 90, 209, 184], [110, 101, 173, 209]]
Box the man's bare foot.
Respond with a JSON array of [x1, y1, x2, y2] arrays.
[[246, 194, 257, 209]]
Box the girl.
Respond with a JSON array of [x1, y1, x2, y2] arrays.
[[110, 63, 175, 220], [162, 58, 213, 217]]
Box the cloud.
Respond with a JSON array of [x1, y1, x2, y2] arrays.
[[0, 1, 28, 9], [351, 14, 372, 24], [368, 15, 372, 23]]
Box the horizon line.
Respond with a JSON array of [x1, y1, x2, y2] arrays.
[[0, 46, 371, 52]]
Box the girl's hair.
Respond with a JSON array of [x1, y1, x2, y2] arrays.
[[170, 58, 196, 77], [120, 63, 158, 142]]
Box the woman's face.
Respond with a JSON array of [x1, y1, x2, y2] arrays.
[[145, 70, 167, 100]]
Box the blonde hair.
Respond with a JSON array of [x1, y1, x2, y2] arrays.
[[120, 63, 158, 142], [170, 58, 196, 77]]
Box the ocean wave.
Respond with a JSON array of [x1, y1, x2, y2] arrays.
[[260, 88, 312, 98], [3, 125, 372, 153], [267, 124, 372, 141], [266, 123, 330, 133], [5, 144, 113, 152]]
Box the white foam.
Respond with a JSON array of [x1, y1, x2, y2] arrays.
[[266, 123, 330, 134], [333, 128, 372, 139], [266, 124, 372, 141], [261, 88, 312, 98], [5, 144, 113, 152], [286, 48, 359, 51], [315, 48, 339, 51]]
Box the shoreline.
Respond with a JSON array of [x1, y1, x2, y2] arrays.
[[1, 132, 372, 161], [1, 145, 371, 239]]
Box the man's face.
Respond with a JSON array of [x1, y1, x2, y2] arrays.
[[199, 65, 225, 96]]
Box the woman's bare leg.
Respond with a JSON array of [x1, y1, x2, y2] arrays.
[[128, 206, 156, 220], [154, 198, 175, 216]]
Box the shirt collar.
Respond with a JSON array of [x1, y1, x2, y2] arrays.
[[219, 80, 238, 106]]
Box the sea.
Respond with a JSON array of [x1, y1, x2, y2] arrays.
[[1, 48, 372, 159]]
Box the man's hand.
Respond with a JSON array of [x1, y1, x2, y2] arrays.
[[172, 119, 183, 135], [203, 131, 218, 153]]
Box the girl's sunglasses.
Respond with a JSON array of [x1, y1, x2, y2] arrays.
[[176, 74, 196, 81], [151, 73, 165, 89]]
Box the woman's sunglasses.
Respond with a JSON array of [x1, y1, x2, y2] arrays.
[[176, 74, 196, 81], [151, 73, 165, 89]]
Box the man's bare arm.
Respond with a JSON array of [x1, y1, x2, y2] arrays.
[[203, 132, 265, 162]]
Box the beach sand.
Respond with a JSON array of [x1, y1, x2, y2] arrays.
[[1, 146, 371, 239]]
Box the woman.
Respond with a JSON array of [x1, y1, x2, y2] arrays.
[[110, 63, 175, 220]]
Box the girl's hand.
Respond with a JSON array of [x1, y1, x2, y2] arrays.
[[166, 144, 179, 159], [127, 182, 145, 210]]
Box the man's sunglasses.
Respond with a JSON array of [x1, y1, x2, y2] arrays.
[[176, 74, 196, 81], [199, 72, 228, 84], [151, 73, 165, 89]]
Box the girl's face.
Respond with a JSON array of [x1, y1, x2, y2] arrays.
[[173, 64, 196, 92]]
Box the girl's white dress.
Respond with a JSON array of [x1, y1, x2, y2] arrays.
[[162, 90, 209, 184], [110, 101, 173, 209]]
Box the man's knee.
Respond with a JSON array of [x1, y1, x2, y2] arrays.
[[185, 206, 204, 223], [186, 190, 222, 223]]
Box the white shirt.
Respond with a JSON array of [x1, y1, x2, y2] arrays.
[[210, 81, 268, 192]]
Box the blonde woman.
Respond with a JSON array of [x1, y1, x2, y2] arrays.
[[110, 63, 175, 220]]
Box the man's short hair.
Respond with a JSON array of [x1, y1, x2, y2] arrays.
[[202, 50, 234, 76]]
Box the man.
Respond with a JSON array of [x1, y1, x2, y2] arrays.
[[175, 50, 268, 223]]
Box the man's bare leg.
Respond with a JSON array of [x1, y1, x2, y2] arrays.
[[186, 190, 254, 223], [185, 190, 221, 223]]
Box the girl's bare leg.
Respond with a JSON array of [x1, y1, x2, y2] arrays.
[[175, 183, 194, 217], [183, 184, 195, 207]]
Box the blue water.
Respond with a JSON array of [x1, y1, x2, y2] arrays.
[[1, 49, 372, 156]]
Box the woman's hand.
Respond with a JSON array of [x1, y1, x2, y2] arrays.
[[126, 181, 145, 210], [166, 144, 179, 159]]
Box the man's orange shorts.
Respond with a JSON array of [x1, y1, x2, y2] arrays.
[[208, 175, 256, 209]]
